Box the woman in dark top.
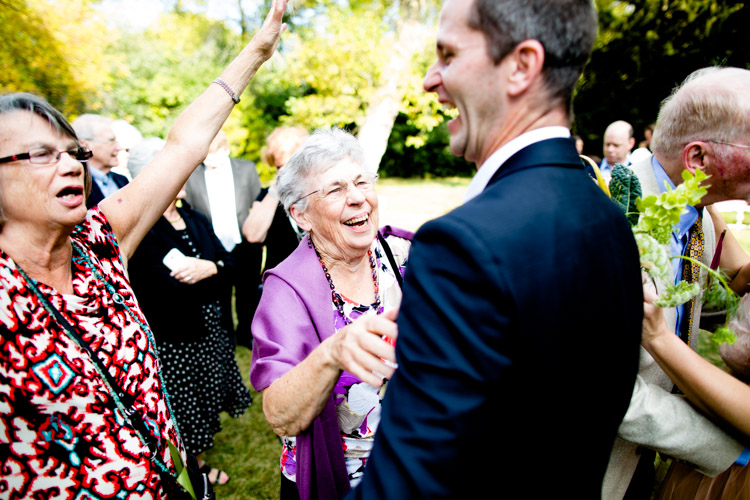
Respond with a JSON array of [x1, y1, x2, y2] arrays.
[[127, 138, 252, 485]]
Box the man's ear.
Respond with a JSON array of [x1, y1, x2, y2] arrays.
[[290, 204, 312, 232], [506, 39, 545, 97], [682, 142, 708, 174]]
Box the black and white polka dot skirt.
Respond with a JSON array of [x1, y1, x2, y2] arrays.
[[158, 301, 252, 455]]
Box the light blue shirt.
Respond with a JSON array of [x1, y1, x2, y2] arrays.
[[650, 156, 699, 334], [90, 167, 120, 199]]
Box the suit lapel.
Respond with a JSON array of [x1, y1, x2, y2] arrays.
[[487, 138, 583, 187]]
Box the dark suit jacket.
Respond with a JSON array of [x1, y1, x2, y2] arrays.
[[127, 206, 234, 343], [86, 170, 129, 209], [348, 138, 643, 499], [184, 158, 261, 229]]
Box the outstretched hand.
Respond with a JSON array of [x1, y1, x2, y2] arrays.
[[251, 0, 288, 61], [325, 308, 399, 387]]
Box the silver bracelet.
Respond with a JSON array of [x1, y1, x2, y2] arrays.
[[213, 78, 240, 104]]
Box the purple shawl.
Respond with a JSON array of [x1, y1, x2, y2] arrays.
[[250, 226, 413, 500]]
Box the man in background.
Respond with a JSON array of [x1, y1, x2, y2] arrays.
[[604, 66, 750, 500], [72, 114, 127, 208], [185, 130, 262, 346], [600, 119, 636, 181]]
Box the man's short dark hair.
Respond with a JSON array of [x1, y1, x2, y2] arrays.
[[468, 0, 597, 114]]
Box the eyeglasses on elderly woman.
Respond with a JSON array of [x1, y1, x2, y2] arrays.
[[0, 146, 93, 166], [292, 172, 379, 206]]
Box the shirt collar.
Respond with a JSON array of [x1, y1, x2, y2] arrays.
[[463, 126, 571, 203], [651, 155, 698, 240], [89, 167, 111, 183]]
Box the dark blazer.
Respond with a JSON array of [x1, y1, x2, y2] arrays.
[[86, 170, 129, 208], [127, 205, 234, 344], [348, 138, 643, 499], [184, 158, 261, 229], [183, 158, 263, 338]]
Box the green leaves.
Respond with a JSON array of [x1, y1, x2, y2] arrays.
[[610, 163, 642, 226], [634, 168, 709, 245], [629, 169, 709, 311]]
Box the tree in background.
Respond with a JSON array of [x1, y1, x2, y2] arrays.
[[4, 0, 746, 177], [574, 0, 748, 157], [0, 0, 113, 116]]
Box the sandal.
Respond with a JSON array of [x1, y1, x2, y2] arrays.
[[198, 464, 230, 486]]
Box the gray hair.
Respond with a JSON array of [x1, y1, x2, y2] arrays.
[[0, 92, 92, 227], [651, 67, 750, 161], [71, 113, 113, 141], [127, 137, 166, 179], [276, 128, 366, 215], [468, 0, 597, 116]]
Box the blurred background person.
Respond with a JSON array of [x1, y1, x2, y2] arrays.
[[250, 128, 412, 500], [184, 129, 262, 347], [127, 137, 252, 486], [242, 125, 308, 339], [71, 113, 128, 208], [111, 118, 144, 179], [600, 119, 635, 181]]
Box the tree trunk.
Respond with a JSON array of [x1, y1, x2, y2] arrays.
[[356, 0, 429, 172]]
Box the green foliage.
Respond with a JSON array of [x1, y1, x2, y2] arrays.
[[712, 326, 737, 345], [630, 169, 710, 312], [634, 232, 672, 284], [101, 11, 241, 138], [575, 0, 748, 157], [379, 113, 474, 178], [0, 0, 113, 116], [609, 163, 642, 226], [634, 169, 709, 245], [653, 280, 700, 308]]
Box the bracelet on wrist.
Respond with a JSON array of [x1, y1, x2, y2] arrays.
[[213, 78, 240, 104]]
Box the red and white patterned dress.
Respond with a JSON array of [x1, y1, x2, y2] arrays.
[[0, 207, 185, 499]]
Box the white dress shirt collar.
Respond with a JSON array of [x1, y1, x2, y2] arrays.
[[463, 126, 571, 203]]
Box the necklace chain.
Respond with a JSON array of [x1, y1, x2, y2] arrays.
[[310, 237, 380, 325], [14, 239, 184, 478]]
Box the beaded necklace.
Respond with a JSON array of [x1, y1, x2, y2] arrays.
[[309, 236, 380, 325]]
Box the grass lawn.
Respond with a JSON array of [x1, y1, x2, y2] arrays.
[[202, 346, 280, 500]]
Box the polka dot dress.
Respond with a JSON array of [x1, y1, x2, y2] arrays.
[[157, 229, 252, 456]]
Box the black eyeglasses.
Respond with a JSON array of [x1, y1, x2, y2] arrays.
[[0, 146, 93, 166]]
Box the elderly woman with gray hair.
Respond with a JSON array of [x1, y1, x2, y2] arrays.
[[250, 128, 412, 500], [127, 138, 251, 486]]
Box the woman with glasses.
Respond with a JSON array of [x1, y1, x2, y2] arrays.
[[250, 128, 412, 500], [0, 1, 286, 498]]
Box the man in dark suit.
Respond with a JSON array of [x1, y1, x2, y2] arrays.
[[348, 0, 643, 498], [71, 114, 128, 208], [184, 130, 262, 346]]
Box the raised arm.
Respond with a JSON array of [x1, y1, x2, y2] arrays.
[[100, 0, 288, 259], [259, 308, 398, 437], [708, 205, 750, 294], [243, 192, 278, 243]]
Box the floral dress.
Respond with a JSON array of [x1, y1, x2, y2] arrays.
[[280, 235, 410, 488], [0, 208, 184, 499]]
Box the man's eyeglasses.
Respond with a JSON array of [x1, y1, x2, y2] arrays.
[[707, 140, 750, 149], [293, 172, 379, 206], [0, 146, 93, 166]]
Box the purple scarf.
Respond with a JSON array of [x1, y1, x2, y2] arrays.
[[251, 226, 412, 500]]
